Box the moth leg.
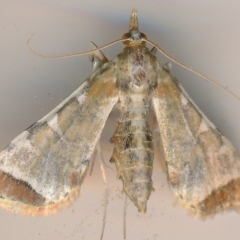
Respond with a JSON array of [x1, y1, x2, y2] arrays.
[[150, 46, 172, 72], [89, 41, 109, 72], [163, 62, 172, 71], [89, 150, 97, 176], [150, 46, 157, 55], [150, 45, 172, 72], [96, 143, 108, 188], [123, 193, 128, 239], [96, 142, 109, 240]]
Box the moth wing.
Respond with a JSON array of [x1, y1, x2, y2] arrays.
[[152, 65, 240, 217], [0, 62, 118, 215]]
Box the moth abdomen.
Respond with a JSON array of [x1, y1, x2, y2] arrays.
[[111, 106, 154, 212]]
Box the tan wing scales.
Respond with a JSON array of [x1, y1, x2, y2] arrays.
[[152, 65, 240, 217], [0, 61, 118, 215]]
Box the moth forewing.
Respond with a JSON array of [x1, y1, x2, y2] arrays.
[[0, 61, 118, 215], [152, 64, 240, 217]]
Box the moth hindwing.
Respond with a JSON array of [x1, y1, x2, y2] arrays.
[[0, 9, 240, 219]]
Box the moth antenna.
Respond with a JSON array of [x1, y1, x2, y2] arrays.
[[27, 33, 126, 59], [144, 38, 240, 101]]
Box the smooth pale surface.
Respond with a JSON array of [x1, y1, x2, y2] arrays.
[[0, 1, 240, 239]]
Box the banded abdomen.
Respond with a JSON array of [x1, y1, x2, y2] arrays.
[[110, 94, 154, 212]]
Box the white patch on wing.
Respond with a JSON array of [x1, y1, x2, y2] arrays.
[[47, 114, 63, 137], [77, 93, 86, 105], [197, 119, 210, 135], [181, 93, 189, 108]]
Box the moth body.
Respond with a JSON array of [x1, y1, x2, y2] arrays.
[[110, 46, 158, 212]]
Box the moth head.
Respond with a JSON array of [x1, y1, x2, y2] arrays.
[[122, 9, 147, 47]]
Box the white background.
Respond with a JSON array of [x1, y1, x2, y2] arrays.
[[0, 0, 240, 239]]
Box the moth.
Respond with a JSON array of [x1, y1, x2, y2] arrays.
[[0, 9, 240, 219]]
